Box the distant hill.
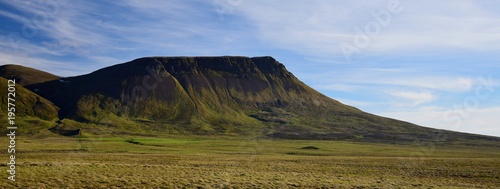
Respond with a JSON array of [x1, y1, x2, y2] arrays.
[[1, 57, 499, 144], [0, 64, 60, 86]]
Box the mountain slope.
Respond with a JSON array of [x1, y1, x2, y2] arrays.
[[2, 57, 499, 143], [0, 77, 59, 120]]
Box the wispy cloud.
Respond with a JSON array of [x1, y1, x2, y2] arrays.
[[387, 90, 436, 107], [236, 0, 500, 58], [337, 98, 376, 107], [307, 68, 476, 93], [313, 83, 363, 92], [375, 77, 474, 92], [3, 0, 500, 73], [0, 0, 258, 74]]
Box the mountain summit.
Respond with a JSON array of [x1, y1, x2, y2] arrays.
[[1, 56, 499, 143]]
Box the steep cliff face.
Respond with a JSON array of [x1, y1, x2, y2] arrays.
[[2, 56, 499, 143]]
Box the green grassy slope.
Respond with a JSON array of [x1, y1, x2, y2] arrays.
[[0, 64, 60, 86], [0, 77, 59, 120], [0, 77, 59, 135]]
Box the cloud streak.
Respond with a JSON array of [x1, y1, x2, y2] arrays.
[[388, 91, 436, 107], [236, 0, 500, 58]]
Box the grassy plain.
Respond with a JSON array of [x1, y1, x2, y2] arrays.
[[1, 135, 499, 188]]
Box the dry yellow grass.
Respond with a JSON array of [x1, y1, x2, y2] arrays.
[[0, 137, 499, 188]]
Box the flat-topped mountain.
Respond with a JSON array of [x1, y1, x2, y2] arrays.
[[1, 56, 499, 144]]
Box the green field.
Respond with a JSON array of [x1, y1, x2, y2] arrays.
[[1, 136, 499, 188]]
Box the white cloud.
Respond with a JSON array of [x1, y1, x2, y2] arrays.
[[388, 91, 436, 106], [235, 0, 500, 58], [378, 106, 500, 137], [305, 68, 476, 93], [377, 77, 474, 92], [0, 9, 30, 24], [336, 98, 375, 107], [313, 83, 363, 92]]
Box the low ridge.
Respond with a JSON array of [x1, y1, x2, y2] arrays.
[[0, 64, 60, 86]]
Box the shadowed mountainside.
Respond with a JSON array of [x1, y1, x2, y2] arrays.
[[1, 56, 499, 144]]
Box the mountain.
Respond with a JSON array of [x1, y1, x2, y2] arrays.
[[1, 56, 499, 144]]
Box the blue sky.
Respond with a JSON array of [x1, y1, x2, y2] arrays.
[[1, 0, 499, 137]]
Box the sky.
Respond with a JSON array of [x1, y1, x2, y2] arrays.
[[0, 0, 499, 137]]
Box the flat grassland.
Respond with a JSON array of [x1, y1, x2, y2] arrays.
[[1, 136, 499, 188]]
